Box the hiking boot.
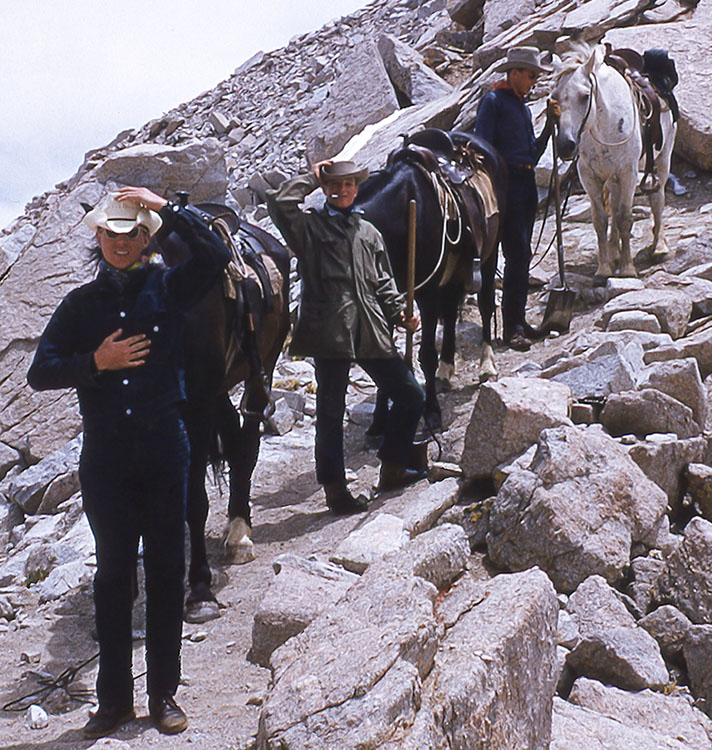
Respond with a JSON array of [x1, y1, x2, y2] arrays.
[[83, 705, 135, 739], [324, 482, 368, 514], [149, 695, 188, 735], [504, 328, 531, 352], [378, 462, 428, 492]]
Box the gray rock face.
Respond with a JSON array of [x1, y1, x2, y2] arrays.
[[447, 0, 485, 28], [94, 139, 228, 203], [331, 513, 409, 574], [683, 624, 712, 718], [257, 526, 466, 749], [655, 517, 712, 624], [488, 426, 668, 593], [387, 569, 558, 750], [565, 576, 668, 691], [377, 34, 452, 105], [0, 443, 21, 482], [304, 42, 399, 163], [257, 527, 556, 750], [686, 463, 712, 521], [483, 0, 535, 42], [249, 554, 359, 668], [607, 310, 662, 333], [2, 436, 82, 515], [567, 677, 712, 750], [645, 322, 712, 379], [541, 339, 644, 400], [551, 696, 693, 750], [461, 377, 572, 480], [628, 555, 667, 614], [626, 435, 706, 514], [601, 388, 700, 439], [638, 357, 706, 427], [598, 289, 693, 339], [639, 605, 693, 661]]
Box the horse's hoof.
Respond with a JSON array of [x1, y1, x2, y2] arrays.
[[224, 517, 256, 565], [184, 600, 221, 624], [619, 264, 638, 278], [436, 362, 455, 383], [435, 377, 452, 393], [479, 366, 496, 383], [651, 247, 670, 262], [595, 264, 613, 278]]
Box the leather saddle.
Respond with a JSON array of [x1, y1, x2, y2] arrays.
[[386, 128, 500, 264], [605, 47, 675, 192]]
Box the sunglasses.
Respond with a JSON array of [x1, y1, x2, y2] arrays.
[[101, 227, 145, 239]]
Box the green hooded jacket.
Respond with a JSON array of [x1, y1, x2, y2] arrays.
[[267, 172, 405, 359]]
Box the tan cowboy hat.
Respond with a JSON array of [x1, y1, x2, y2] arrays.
[[493, 46, 552, 74], [319, 161, 369, 185], [84, 193, 163, 236]]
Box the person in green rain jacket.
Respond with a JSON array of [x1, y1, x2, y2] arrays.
[[267, 160, 426, 514]]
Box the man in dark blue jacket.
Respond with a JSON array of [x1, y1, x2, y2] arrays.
[[27, 186, 230, 738], [474, 46, 559, 351]]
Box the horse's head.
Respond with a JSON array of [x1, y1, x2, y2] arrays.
[[552, 43, 603, 161]]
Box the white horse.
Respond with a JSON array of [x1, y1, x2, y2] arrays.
[[552, 43, 676, 278]]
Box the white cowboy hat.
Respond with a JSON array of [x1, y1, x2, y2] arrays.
[[493, 46, 553, 74], [84, 193, 163, 236]]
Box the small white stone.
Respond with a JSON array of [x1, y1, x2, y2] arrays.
[[27, 704, 49, 729]]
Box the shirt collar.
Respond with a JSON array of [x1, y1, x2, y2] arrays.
[[494, 80, 524, 101], [322, 201, 364, 217]]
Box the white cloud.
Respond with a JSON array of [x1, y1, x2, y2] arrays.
[[0, 0, 365, 229]]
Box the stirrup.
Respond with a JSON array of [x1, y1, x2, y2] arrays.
[[639, 171, 660, 194]]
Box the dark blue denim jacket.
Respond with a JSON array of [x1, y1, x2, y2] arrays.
[[27, 204, 231, 429]]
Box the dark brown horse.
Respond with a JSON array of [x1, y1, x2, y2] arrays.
[[152, 203, 290, 622], [354, 129, 506, 434]]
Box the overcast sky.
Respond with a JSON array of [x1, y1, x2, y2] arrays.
[[0, 0, 366, 229]]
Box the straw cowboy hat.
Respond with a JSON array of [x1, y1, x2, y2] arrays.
[[84, 193, 163, 236], [319, 161, 369, 185], [493, 46, 552, 74]]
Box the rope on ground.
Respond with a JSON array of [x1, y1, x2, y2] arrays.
[[2, 652, 100, 712]]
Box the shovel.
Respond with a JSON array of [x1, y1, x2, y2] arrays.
[[405, 199, 417, 369], [539, 122, 576, 334]]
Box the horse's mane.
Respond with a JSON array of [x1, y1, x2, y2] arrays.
[[555, 41, 601, 83]]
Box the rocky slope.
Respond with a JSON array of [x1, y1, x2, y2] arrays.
[[3, 0, 712, 747]]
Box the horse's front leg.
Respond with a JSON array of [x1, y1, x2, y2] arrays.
[[435, 282, 462, 390], [477, 248, 498, 382], [609, 176, 636, 277], [417, 295, 442, 433], [215, 393, 256, 565]]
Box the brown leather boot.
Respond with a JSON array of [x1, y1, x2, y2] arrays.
[[324, 483, 368, 514], [378, 462, 428, 492]]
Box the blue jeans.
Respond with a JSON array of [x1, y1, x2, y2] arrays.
[[79, 409, 189, 708], [314, 357, 425, 486]]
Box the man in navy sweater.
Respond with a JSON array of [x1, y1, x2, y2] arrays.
[[474, 46, 560, 351], [28, 187, 230, 738]]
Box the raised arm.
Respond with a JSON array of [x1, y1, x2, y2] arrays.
[[266, 171, 321, 255]]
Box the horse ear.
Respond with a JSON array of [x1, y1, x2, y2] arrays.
[[584, 45, 603, 76], [80, 202, 94, 214]]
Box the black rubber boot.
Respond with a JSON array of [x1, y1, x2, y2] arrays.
[[324, 483, 369, 514]]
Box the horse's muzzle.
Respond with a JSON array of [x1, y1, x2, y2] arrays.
[[556, 134, 578, 161]]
